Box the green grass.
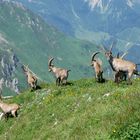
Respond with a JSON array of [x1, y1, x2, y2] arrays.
[[0, 78, 140, 140]]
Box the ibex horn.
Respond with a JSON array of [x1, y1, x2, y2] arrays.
[[110, 40, 117, 52], [121, 52, 128, 59], [91, 52, 100, 61], [117, 53, 120, 58], [48, 58, 54, 66]]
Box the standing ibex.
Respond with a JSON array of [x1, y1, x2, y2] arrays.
[[0, 100, 20, 119], [22, 65, 37, 90], [116, 52, 128, 81], [104, 44, 140, 84], [48, 58, 70, 86], [91, 52, 104, 82]]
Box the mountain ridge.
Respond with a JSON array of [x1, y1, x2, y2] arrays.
[[17, 0, 140, 65], [0, 1, 100, 95]]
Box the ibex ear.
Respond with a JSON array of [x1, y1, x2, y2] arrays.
[[21, 65, 25, 70]]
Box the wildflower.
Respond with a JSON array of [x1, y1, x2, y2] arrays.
[[113, 129, 116, 133]]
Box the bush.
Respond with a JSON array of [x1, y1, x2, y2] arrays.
[[111, 122, 140, 140]]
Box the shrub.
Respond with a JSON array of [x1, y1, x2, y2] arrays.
[[111, 122, 140, 140]]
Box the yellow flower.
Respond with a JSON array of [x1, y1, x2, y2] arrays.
[[113, 129, 116, 133]]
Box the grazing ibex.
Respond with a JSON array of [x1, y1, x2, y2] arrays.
[[0, 100, 20, 119], [48, 58, 70, 86], [22, 65, 37, 90], [91, 52, 104, 82], [104, 44, 140, 84]]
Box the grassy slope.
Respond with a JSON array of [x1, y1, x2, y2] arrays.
[[0, 78, 140, 140]]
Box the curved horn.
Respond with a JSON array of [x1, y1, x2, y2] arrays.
[[91, 52, 100, 61], [121, 52, 128, 59], [117, 53, 120, 58], [48, 58, 54, 66], [110, 43, 113, 52], [110, 40, 117, 52]]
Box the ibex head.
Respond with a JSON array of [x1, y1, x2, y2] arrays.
[[48, 58, 54, 72], [22, 65, 31, 77], [22, 65, 28, 72], [104, 42, 116, 60]]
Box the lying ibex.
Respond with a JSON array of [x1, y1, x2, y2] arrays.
[[48, 58, 70, 86], [0, 100, 20, 119], [104, 44, 140, 84], [91, 52, 104, 82], [22, 65, 37, 90]]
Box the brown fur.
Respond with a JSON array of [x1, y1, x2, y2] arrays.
[[105, 50, 139, 84], [0, 101, 20, 118], [91, 52, 104, 82], [48, 58, 70, 86], [22, 66, 37, 90]]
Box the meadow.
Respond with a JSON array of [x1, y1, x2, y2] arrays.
[[0, 78, 140, 140]]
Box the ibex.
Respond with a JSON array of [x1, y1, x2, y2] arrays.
[[104, 44, 140, 84], [0, 100, 20, 119], [22, 65, 37, 90], [116, 52, 128, 81], [91, 52, 104, 82], [48, 58, 70, 86]]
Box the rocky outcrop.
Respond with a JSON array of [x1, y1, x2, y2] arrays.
[[0, 49, 20, 94]]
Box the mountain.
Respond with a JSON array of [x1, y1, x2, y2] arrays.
[[0, 47, 21, 95], [18, 0, 140, 64], [17, 0, 140, 38], [0, 0, 100, 95]]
